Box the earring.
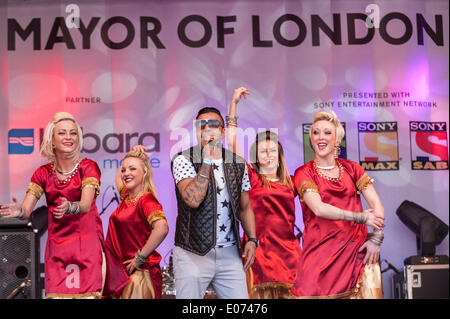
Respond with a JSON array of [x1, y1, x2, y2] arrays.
[[334, 145, 341, 158]]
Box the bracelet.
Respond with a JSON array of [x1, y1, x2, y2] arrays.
[[225, 116, 238, 127], [18, 207, 25, 219], [135, 249, 148, 267], [368, 230, 384, 246], [353, 212, 368, 224], [72, 202, 81, 215], [340, 209, 350, 221], [64, 201, 73, 215], [198, 173, 209, 179], [64, 202, 81, 215], [369, 238, 383, 246], [203, 158, 212, 165]]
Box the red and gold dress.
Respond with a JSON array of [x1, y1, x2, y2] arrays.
[[26, 158, 105, 298], [104, 193, 166, 299], [245, 164, 301, 299], [291, 159, 382, 299]]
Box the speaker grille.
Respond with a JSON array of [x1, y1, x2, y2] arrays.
[[0, 231, 37, 299]]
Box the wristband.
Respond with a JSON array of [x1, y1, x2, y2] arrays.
[[203, 158, 212, 165], [247, 238, 259, 248]]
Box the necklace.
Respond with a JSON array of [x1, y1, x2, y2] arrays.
[[51, 161, 80, 185], [313, 160, 343, 182], [266, 177, 280, 182], [125, 189, 148, 205], [54, 162, 80, 176], [315, 162, 336, 170]]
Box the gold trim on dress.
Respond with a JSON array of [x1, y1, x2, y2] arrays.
[[356, 173, 374, 194], [147, 210, 166, 226], [26, 182, 44, 200], [252, 282, 293, 290], [251, 282, 294, 299], [288, 284, 358, 299], [46, 291, 102, 299], [82, 177, 100, 196], [298, 181, 319, 202], [289, 263, 383, 299]]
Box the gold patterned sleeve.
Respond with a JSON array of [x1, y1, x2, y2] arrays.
[[81, 177, 100, 196], [26, 182, 44, 200], [356, 173, 374, 194], [147, 210, 166, 227], [298, 181, 320, 202]]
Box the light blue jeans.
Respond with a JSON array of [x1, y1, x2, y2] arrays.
[[173, 245, 249, 299]]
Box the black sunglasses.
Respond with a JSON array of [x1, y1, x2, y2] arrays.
[[196, 119, 222, 129]]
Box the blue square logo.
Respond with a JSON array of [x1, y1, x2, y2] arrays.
[[8, 129, 34, 154]]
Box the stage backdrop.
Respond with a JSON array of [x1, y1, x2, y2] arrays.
[[1, 0, 448, 298]]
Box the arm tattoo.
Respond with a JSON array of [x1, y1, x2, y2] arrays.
[[182, 164, 211, 206]]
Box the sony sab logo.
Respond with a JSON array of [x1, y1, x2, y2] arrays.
[[358, 122, 399, 171], [8, 129, 34, 154], [302, 123, 347, 164], [410, 121, 448, 170]]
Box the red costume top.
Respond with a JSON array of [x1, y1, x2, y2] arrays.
[[26, 158, 104, 298], [246, 164, 301, 290], [104, 193, 166, 298], [291, 159, 374, 298]]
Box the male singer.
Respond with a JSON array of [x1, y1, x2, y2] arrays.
[[170, 106, 257, 299]]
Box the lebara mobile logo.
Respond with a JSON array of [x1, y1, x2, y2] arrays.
[[410, 121, 448, 170], [358, 122, 399, 171], [8, 129, 34, 154], [302, 123, 347, 164]]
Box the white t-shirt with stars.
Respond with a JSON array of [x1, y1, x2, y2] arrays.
[[172, 155, 251, 248]]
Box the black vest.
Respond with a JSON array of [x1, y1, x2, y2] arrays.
[[171, 145, 246, 256]]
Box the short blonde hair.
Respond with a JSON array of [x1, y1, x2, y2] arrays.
[[124, 149, 158, 199], [309, 110, 345, 145], [40, 112, 83, 162]]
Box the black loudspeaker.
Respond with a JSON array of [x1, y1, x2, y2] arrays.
[[396, 200, 448, 256], [0, 228, 39, 299]]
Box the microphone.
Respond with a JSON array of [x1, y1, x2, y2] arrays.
[[110, 186, 120, 205], [207, 137, 222, 148], [381, 259, 401, 274], [169, 253, 174, 276], [99, 185, 120, 216], [294, 225, 303, 242]]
